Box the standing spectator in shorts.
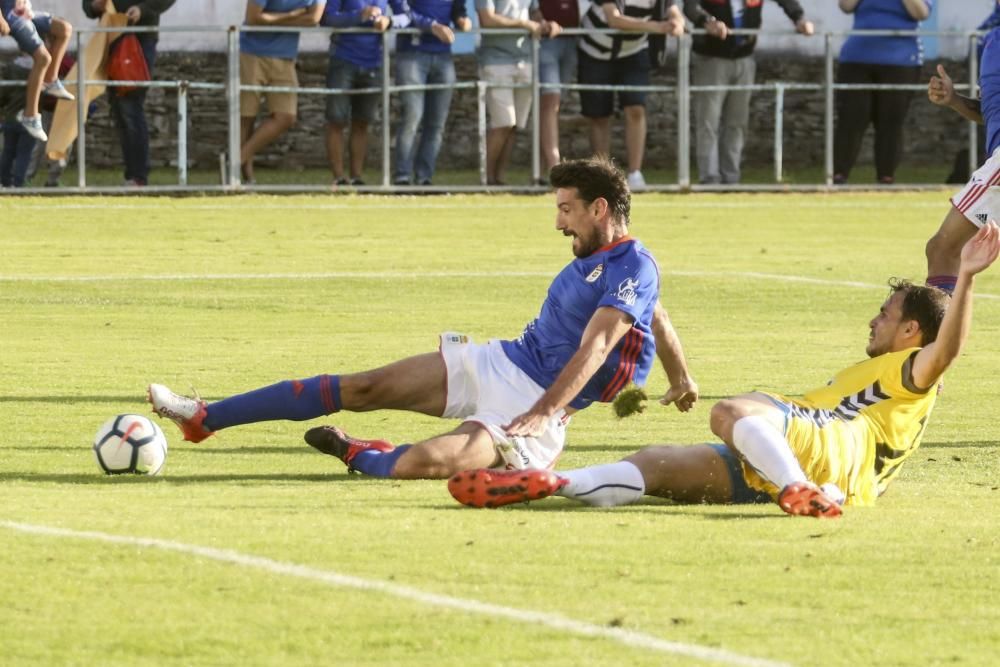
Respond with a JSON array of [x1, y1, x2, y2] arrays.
[[578, 0, 685, 190], [2, 0, 74, 143], [684, 0, 812, 185], [393, 0, 471, 186], [82, 0, 176, 187], [322, 0, 412, 186], [833, 0, 933, 185], [476, 0, 559, 185], [533, 0, 577, 174], [239, 0, 326, 184]]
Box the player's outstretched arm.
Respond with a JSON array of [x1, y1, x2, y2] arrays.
[[928, 65, 983, 124], [504, 306, 634, 437], [912, 221, 1000, 388], [651, 301, 698, 412]]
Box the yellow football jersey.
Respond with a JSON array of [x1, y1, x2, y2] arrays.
[[745, 348, 938, 506]]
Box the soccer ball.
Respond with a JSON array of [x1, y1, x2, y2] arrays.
[[93, 414, 168, 475]]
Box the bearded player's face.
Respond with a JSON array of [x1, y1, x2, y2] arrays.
[[555, 187, 606, 258]]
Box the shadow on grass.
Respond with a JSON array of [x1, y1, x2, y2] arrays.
[[0, 395, 152, 404], [4, 445, 321, 456], [425, 499, 782, 519], [920, 441, 1000, 450]]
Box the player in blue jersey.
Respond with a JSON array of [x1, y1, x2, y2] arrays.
[[925, 25, 1000, 294], [148, 156, 699, 479]]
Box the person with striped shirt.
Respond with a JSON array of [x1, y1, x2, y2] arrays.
[[577, 0, 685, 190]]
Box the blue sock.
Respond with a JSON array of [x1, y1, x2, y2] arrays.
[[350, 444, 411, 478], [204, 374, 341, 431], [926, 275, 957, 295]]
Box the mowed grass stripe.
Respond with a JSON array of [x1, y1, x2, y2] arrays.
[[1, 520, 789, 667]]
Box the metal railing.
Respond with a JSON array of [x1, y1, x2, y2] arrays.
[[0, 25, 986, 194]]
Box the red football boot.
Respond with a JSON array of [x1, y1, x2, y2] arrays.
[[448, 468, 568, 508], [147, 383, 214, 443], [778, 481, 843, 518], [304, 425, 393, 472]]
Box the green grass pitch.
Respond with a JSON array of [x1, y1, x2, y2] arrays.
[[1, 192, 998, 666]]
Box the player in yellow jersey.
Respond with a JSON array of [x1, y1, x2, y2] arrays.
[[449, 222, 1000, 517]]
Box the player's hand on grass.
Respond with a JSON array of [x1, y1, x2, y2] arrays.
[[660, 378, 699, 412], [960, 220, 1000, 276], [928, 64, 955, 107]]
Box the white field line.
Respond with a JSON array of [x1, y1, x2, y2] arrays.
[[0, 269, 996, 300], [0, 520, 790, 667]]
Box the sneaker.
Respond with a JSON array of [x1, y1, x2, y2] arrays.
[[393, 176, 411, 186], [147, 383, 214, 443], [303, 425, 393, 471], [333, 177, 349, 186], [42, 79, 75, 101], [16, 111, 47, 142], [777, 481, 843, 518], [350, 177, 365, 186], [626, 170, 646, 190], [447, 468, 568, 509]]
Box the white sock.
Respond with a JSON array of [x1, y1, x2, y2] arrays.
[[731, 416, 807, 489], [558, 461, 645, 507]]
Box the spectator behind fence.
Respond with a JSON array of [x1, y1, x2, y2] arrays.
[[476, 0, 560, 185], [393, 0, 470, 185], [27, 48, 76, 186], [833, 0, 932, 185], [578, 0, 685, 190], [684, 0, 812, 185], [1, 0, 74, 144], [239, 0, 326, 185], [534, 0, 577, 174], [82, 0, 175, 187], [0, 55, 36, 186], [322, 0, 411, 186]]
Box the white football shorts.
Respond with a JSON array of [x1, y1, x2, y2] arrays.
[[438, 332, 569, 470], [951, 145, 1000, 227]]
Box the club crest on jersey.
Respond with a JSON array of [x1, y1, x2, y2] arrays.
[[616, 277, 639, 306], [585, 264, 604, 283]]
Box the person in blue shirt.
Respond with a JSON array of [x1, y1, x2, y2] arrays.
[[833, 0, 933, 185], [393, 0, 471, 186], [239, 0, 326, 184], [925, 25, 1000, 294], [148, 157, 699, 481], [322, 0, 414, 185]]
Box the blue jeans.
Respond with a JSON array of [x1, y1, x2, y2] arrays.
[[394, 50, 456, 184], [1, 122, 37, 187], [108, 34, 157, 183]]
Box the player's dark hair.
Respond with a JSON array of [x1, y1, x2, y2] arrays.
[[549, 156, 631, 226], [888, 278, 949, 345]]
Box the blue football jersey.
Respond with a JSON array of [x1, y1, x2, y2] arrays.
[[500, 237, 660, 410], [981, 27, 1000, 155]]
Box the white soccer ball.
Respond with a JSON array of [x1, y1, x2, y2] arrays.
[[93, 414, 168, 475]]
